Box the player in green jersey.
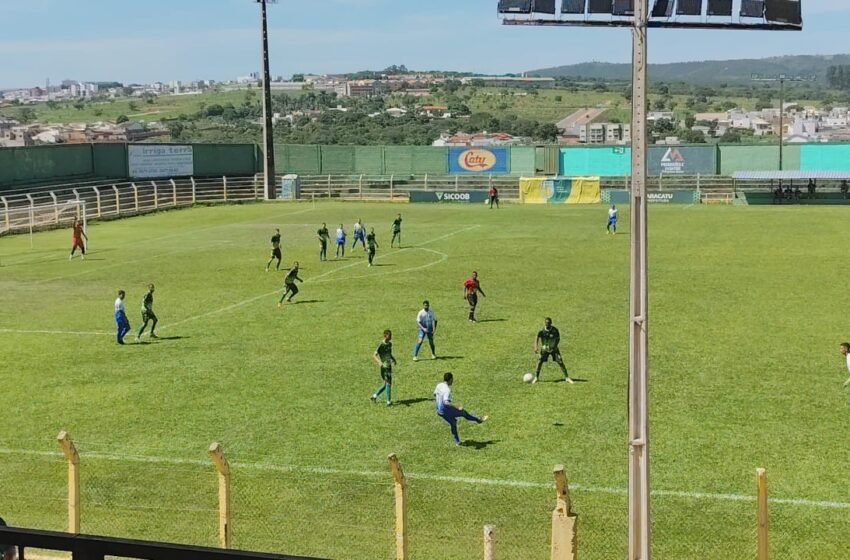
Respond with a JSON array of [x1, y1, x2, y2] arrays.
[[366, 228, 379, 267], [278, 262, 303, 306], [317, 223, 330, 261], [391, 214, 402, 248], [371, 329, 398, 406], [266, 228, 282, 272], [533, 317, 574, 384], [135, 284, 158, 342]]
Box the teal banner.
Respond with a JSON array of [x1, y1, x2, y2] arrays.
[[648, 146, 717, 176], [603, 190, 699, 204], [409, 190, 490, 203]]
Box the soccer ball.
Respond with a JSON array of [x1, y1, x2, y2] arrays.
[[522, 373, 534, 383]]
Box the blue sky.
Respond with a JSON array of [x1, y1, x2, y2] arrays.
[[1, 0, 848, 87]]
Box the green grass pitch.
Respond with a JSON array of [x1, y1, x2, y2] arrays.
[[1, 202, 849, 559]]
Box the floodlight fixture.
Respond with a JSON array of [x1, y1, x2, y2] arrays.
[[676, 0, 702, 16], [740, 0, 765, 18], [500, 0, 802, 28], [707, 0, 733, 16], [499, 2, 802, 560], [613, 0, 635, 16], [651, 0, 673, 17], [497, 0, 557, 14], [561, 0, 587, 13], [765, 0, 802, 25]]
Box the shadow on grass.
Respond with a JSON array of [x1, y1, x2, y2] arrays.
[[371, 263, 396, 267], [477, 318, 506, 323], [548, 377, 589, 384], [152, 336, 189, 341], [436, 355, 464, 361], [394, 397, 432, 407], [291, 300, 323, 305], [460, 439, 500, 450]]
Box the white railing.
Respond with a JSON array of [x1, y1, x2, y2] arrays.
[[1, 175, 262, 235]]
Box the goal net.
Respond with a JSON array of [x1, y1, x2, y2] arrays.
[[1, 199, 87, 245]]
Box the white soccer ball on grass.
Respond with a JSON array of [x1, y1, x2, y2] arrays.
[[522, 373, 534, 383]]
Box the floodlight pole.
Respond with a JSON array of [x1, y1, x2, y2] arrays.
[[628, 2, 651, 559], [258, 0, 276, 199], [501, 5, 801, 560]]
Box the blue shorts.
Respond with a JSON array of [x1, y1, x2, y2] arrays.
[[608, 218, 617, 226], [336, 238, 345, 244], [354, 232, 365, 241], [115, 311, 130, 329], [418, 328, 434, 340]]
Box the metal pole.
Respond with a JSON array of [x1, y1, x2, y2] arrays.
[[628, 1, 651, 559], [259, 0, 276, 200], [778, 78, 784, 171]]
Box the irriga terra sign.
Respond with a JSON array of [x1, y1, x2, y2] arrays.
[[409, 190, 491, 203], [449, 148, 509, 174]]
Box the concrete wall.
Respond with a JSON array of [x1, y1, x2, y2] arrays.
[[0, 143, 259, 189]]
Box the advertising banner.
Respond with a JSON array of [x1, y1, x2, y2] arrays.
[[603, 190, 699, 204], [647, 146, 716, 176], [129, 145, 193, 178], [409, 190, 490, 203], [520, 177, 600, 204], [448, 148, 509, 174]]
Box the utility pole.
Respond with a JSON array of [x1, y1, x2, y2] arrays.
[[628, 1, 650, 557], [500, 3, 802, 558], [752, 74, 814, 172], [257, 0, 277, 199]]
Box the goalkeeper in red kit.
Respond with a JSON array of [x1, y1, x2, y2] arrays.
[[69, 217, 87, 260]]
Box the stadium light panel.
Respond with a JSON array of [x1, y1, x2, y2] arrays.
[[561, 0, 586, 13], [532, 0, 557, 13], [651, 0, 674, 17], [765, 0, 801, 24], [587, 0, 612, 13], [613, 0, 634, 16], [676, 0, 702, 16], [498, 0, 557, 13], [707, 0, 733, 16], [498, 0, 533, 13], [740, 0, 765, 17]]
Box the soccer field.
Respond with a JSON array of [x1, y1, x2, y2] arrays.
[[1, 202, 849, 559]]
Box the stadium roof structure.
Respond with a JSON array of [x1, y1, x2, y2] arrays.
[[734, 171, 850, 180]]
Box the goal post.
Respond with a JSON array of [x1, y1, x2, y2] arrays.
[[1, 199, 87, 249]]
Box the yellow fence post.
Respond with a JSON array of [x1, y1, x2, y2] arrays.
[[757, 468, 769, 560], [483, 525, 496, 560], [387, 453, 407, 560], [56, 430, 80, 534], [551, 465, 576, 560], [209, 443, 232, 548]]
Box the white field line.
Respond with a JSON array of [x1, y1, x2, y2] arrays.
[[162, 225, 479, 330], [0, 329, 110, 336], [31, 241, 230, 286], [0, 205, 317, 268], [0, 447, 847, 510]]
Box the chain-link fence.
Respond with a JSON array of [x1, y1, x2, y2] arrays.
[[2, 440, 849, 560]]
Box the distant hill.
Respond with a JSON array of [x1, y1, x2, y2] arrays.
[[529, 54, 850, 84]]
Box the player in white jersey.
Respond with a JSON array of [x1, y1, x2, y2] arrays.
[[114, 290, 131, 345], [434, 372, 487, 445], [840, 343, 850, 403], [606, 205, 618, 235], [413, 300, 438, 361], [352, 219, 366, 251]]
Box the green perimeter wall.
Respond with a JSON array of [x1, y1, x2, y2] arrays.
[[0, 143, 258, 189], [718, 145, 801, 175], [276, 144, 539, 176]]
